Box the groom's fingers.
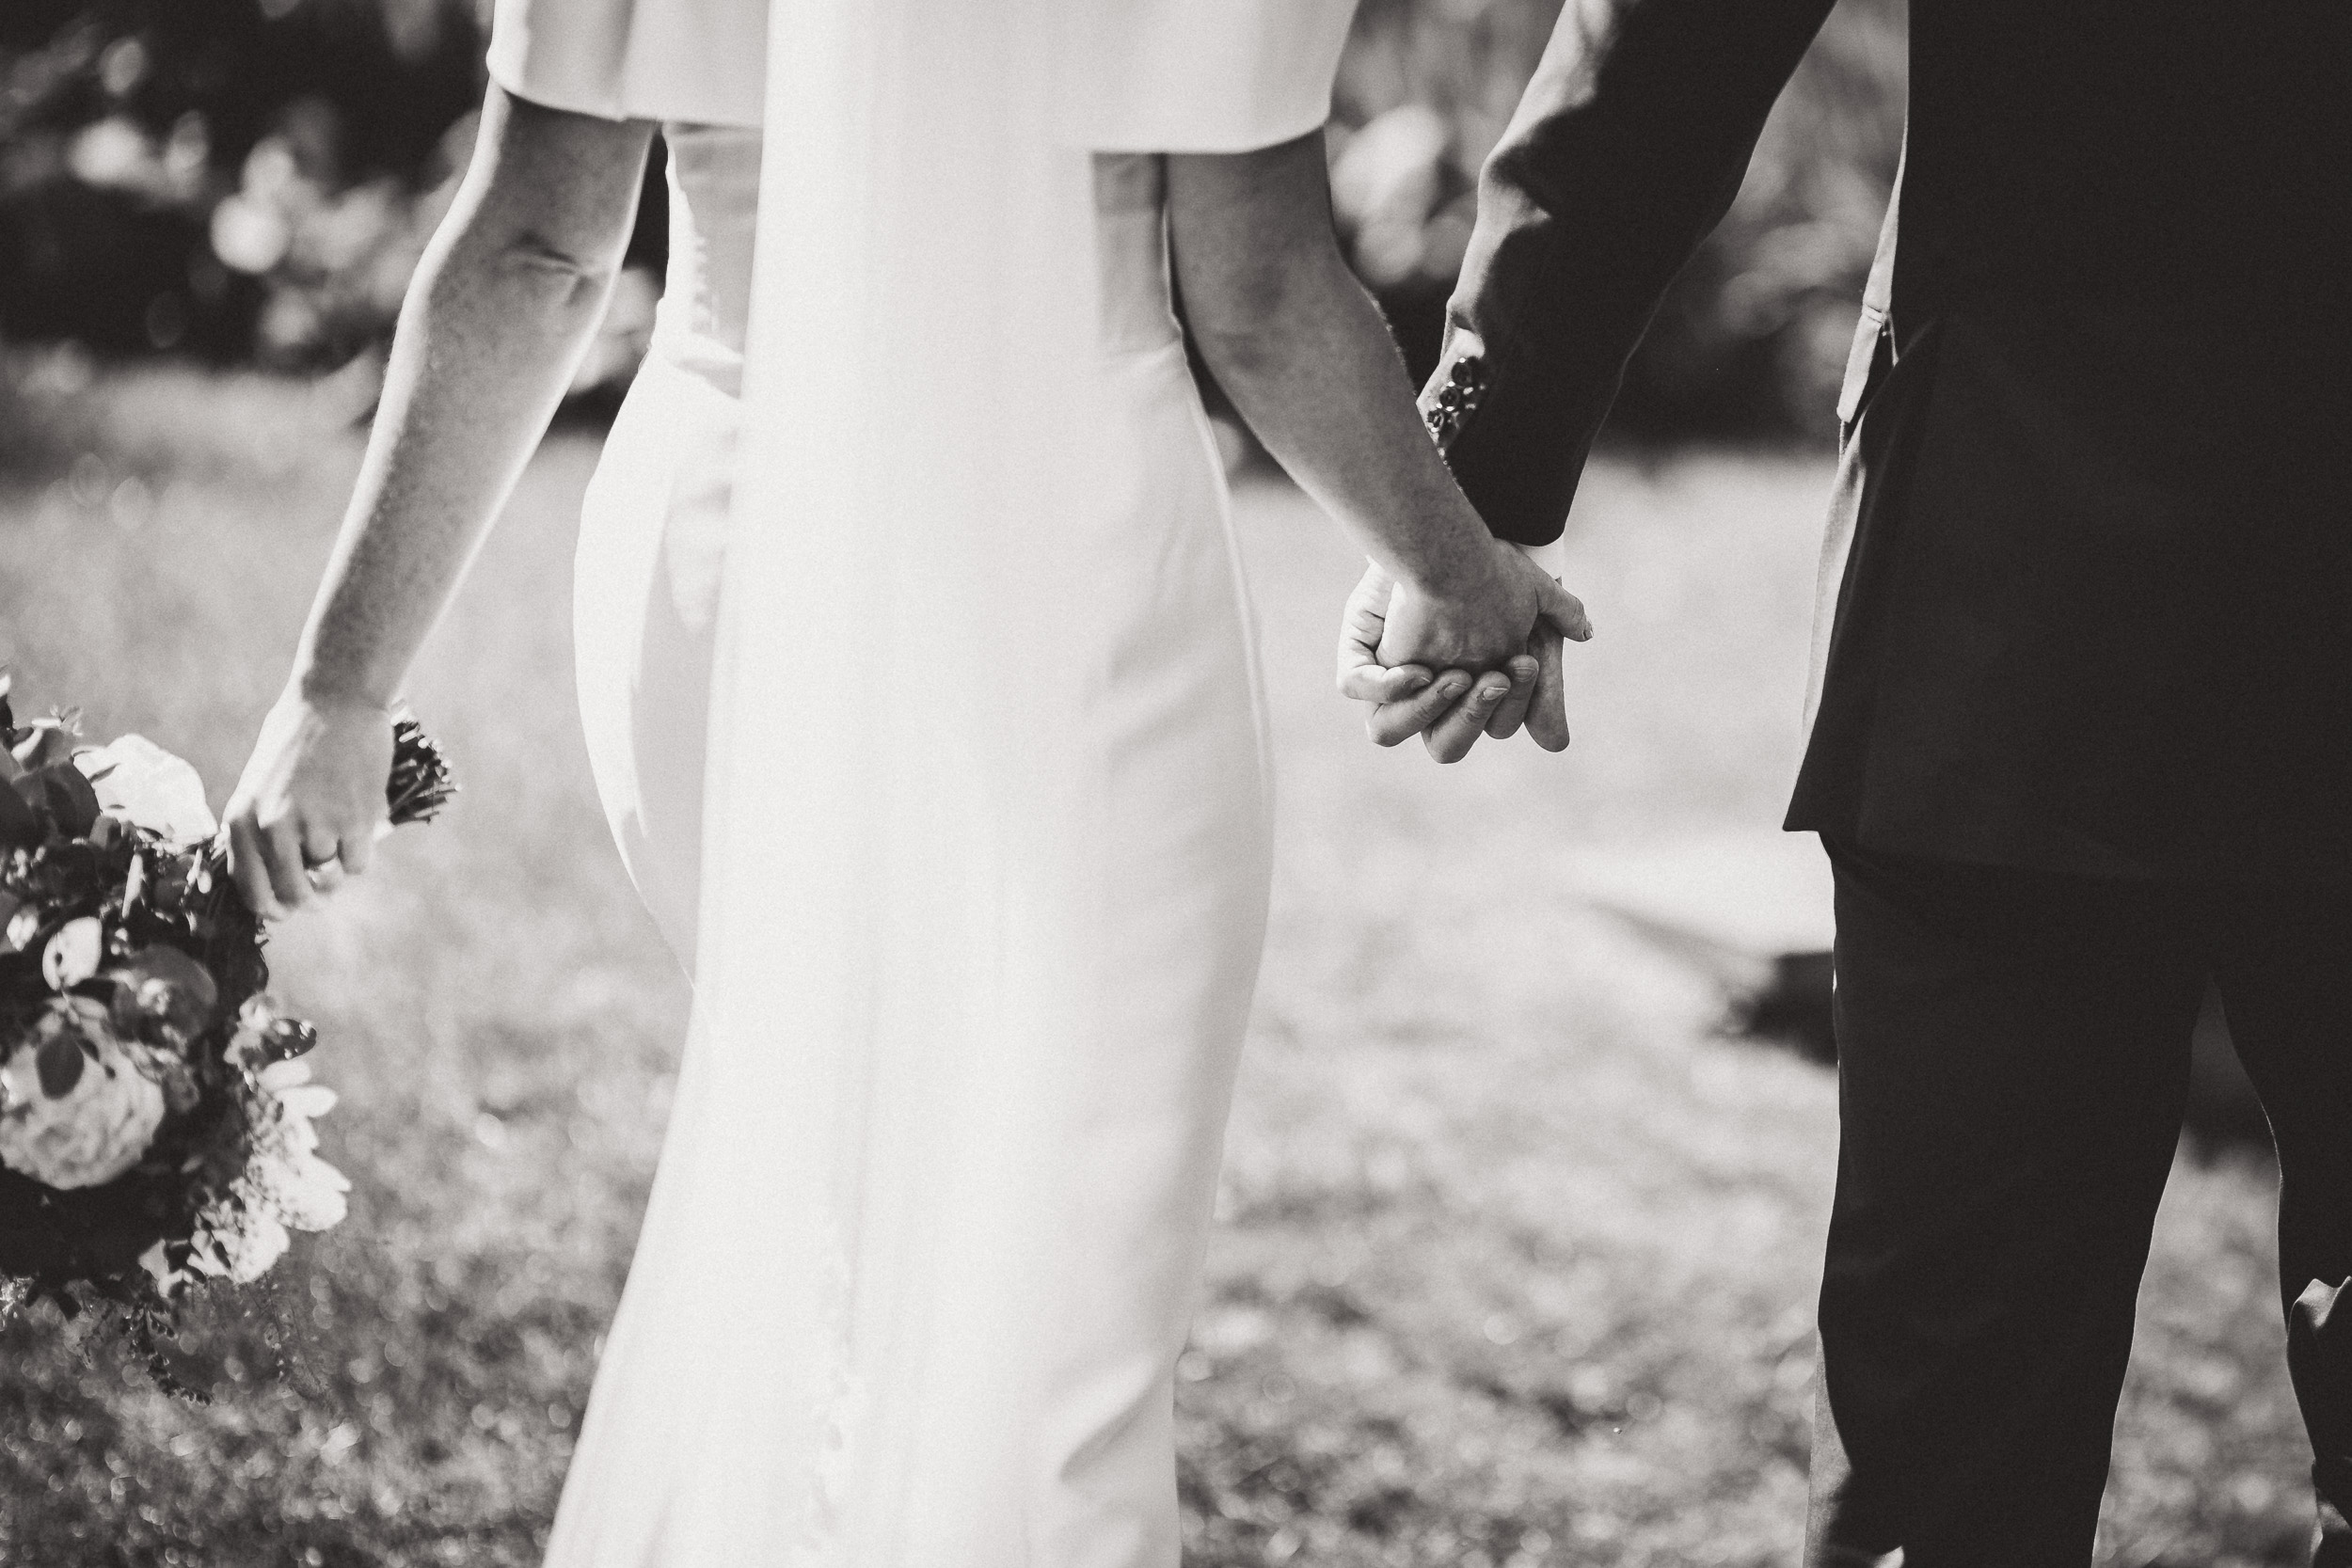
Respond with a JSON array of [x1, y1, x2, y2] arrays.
[[1523, 628, 1571, 752], [1485, 655, 1539, 739], [1423, 672, 1513, 763], [1535, 576, 1594, 642], [1367, 671, 1471, 746]]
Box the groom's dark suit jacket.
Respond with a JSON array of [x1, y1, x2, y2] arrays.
[[1430, 0, 2351, 880]]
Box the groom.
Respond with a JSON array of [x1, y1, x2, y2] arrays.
[[1352, 0, 2352, 1562]]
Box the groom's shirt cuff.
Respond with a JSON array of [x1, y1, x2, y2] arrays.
[[1515, 536, 1568, 579]]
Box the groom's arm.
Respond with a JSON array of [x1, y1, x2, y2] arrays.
[[1427, 0, 1839, 546]]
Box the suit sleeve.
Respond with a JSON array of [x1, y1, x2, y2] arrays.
[[1423, 0, 1838, 545]]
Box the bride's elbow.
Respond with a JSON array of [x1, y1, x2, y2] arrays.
[[486, 230, 623, 315], [418, 87, 650, 332], [1188, 313, 1285, 394], [416, 222, 624, 341]]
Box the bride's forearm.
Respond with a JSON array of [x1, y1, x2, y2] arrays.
[[291, 88, 652, 708], [1194, 253, 1492, 592], [293, 255, 594, 707], [1168, 137, 1496, 597]]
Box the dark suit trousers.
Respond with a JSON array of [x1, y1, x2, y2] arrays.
[[1804, 839, 2352, 1568]]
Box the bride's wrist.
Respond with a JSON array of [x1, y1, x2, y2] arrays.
[[1515, 537, 1566, 580], [1397, 530, 1508, 602], [290, 665, 397, 717]]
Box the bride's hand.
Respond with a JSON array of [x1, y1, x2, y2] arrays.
[[1339, 561, 1581, 762], [1376, 536, 1590, 677], [221, 687, 395, 919], [1364, 546, 1587, 761], [1345, 562, 1581, 761]]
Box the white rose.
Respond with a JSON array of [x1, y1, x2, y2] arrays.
[[0, 998, 167, 1189], [73, 735, 217, 847]]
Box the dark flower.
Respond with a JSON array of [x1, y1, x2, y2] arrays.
[[386, 714, 457, 827]]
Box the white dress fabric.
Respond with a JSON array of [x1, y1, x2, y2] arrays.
[[486, 0, 765, 127], [516, 0, 1359, 1562]]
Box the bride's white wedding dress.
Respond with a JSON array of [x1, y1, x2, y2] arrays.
[[485, 0, 1356, 1560]]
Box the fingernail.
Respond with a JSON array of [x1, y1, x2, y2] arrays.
[[1437, 674, 1469, 699], [1400, 671, 1433, 693]]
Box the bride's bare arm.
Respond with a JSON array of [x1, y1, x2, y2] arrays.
[[300, 87, 651, 708], [224, 86, 652, 915], [1165, 134, 1588, 758]]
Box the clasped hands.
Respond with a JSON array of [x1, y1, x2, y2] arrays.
[[1335, 538, 1590, 764]]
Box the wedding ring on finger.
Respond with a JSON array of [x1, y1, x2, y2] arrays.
[[302, 853, 347, 896]]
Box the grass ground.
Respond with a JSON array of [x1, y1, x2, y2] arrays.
[[0, 363, 2319, 1566]]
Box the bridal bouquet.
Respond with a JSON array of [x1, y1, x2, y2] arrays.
[[0, 677, 452, 1355]]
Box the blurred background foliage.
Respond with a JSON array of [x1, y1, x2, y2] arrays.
[[0, 0, 1903, 442]]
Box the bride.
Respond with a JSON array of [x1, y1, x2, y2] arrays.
[[223, 0, 1585, 1559]]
